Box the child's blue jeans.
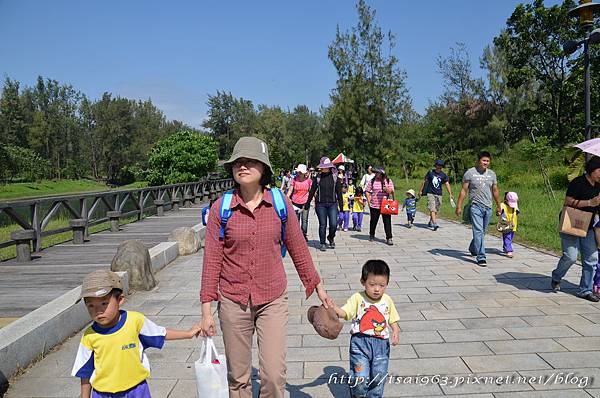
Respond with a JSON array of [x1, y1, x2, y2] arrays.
[[348, 333, 390, 398]]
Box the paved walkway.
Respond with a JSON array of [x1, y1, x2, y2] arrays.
[[6, 210, 600, 397], [0, 205, 206, 319]]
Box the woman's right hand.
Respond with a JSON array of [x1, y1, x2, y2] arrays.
[[590, 194, 600, 207], [201, 313, 216, 337]]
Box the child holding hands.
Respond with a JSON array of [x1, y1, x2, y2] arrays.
[[332, 260, 400, 398], [72, 270, 202, 398]]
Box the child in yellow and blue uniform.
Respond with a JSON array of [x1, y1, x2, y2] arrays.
[[72, 270, 201, 398], [332, 260, 400, 398], [337, 185, 352, 231], [352, 186, 367, 232], [500, 191, 519, 258]]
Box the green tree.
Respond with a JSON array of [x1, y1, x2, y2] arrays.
[[493, 0, 582, 145], [147, 131, 218, 185], [0, 77, 27, 148], [326, 0, 413, 164], [203, 91, 258, 159]]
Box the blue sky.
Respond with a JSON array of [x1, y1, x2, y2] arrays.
[[0, 0, 562, 127]]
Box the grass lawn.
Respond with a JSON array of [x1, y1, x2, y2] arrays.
[[0, 179, 148, 201], [391, 177, 564, 254]]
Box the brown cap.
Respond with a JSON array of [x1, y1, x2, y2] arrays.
[[307, 305, 343, 340], [79, 270, 123, 301]]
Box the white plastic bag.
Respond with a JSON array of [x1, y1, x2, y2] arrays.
[[195, 337, 228, 398]]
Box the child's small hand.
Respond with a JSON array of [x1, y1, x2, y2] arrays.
[[189, 323, 203, 338], [391, 329, 400, 346]]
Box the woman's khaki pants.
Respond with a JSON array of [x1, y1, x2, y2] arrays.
[[218, 292, 288, 398]]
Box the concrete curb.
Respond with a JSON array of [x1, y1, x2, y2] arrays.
[[0, 223, 205, 380]]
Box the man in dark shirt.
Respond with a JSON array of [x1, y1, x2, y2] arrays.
[[551, 156, 600, 301], [419, 160, 454, 231]]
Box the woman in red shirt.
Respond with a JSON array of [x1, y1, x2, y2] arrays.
[[287, 163, 312, 241], [200, 137, 332, 398]]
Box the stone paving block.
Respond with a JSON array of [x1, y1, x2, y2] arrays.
[[479, 307, 545, 317], [460, 316, 530, 329], [441, 299, 502, 309], [567, 323, 600, 337], [421, 308, 485, 320], [461, 354, 552, 373], [495, 298, 559, 307], [554, 336, 600, 352], [523, 314, 595, 328], [538, 305, 600, 316], [287, 347, 341, 362], [484, 338, 566, 354], [398, 319, 466, 331], [439, 328, 513, 343], [413, 342, 493, 358], [504, 326, 581, 339], [396, 330, 444, 344], [408, 293, 465, 302], [145, 379, 178, 398], [166, 379, 196, 398], [4, 377, 79, 397], [539, 351, 600, 368]]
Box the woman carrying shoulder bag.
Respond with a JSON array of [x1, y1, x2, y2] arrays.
[[551, 156, 600, 302], [365, 166, 395, 245]]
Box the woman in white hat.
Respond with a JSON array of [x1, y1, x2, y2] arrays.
[[288, 163, 312, 240], [200, 137, 332, 397]]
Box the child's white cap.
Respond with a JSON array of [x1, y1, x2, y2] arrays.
[[406, 189, 416, 197], [506, 192, 519, 208]]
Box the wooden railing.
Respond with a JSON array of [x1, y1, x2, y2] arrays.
[[0, 178, 234, 261]]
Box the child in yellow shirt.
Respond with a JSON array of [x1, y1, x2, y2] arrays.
[[352, 187, 367, 232]]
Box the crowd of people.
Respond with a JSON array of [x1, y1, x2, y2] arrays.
[[72, 135, 600, 398]]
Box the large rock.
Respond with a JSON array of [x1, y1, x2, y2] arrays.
[[111, 240, 156, 291], [168, 227, 200, 255]]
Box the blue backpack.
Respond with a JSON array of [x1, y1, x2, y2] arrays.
[[201, 188, 288, 257]]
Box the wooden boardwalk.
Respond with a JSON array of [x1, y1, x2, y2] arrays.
[[0, 205, 206, 318]]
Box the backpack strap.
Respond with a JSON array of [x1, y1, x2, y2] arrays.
[[270, 188, 288, 257], [219, 190, 235, 240]]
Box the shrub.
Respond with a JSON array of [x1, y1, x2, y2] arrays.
[[147, 131, 218, 186]]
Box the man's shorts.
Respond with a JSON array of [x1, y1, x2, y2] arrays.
[[427, 193, 442, 213]]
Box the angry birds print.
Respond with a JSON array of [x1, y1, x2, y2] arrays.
[[359, 305, 387, 336]]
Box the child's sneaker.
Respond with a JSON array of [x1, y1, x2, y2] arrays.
[[343, 228, 348, 232], [407, 223, 412, 228], [356, 227, 361, 232], [506, 251, 513, 258]]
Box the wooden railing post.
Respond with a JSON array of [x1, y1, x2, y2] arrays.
[[11, 230, 35, 262]]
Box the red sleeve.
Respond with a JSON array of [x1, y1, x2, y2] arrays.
[[282, 195, 320, 298], [200, 198, 224, 303]]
